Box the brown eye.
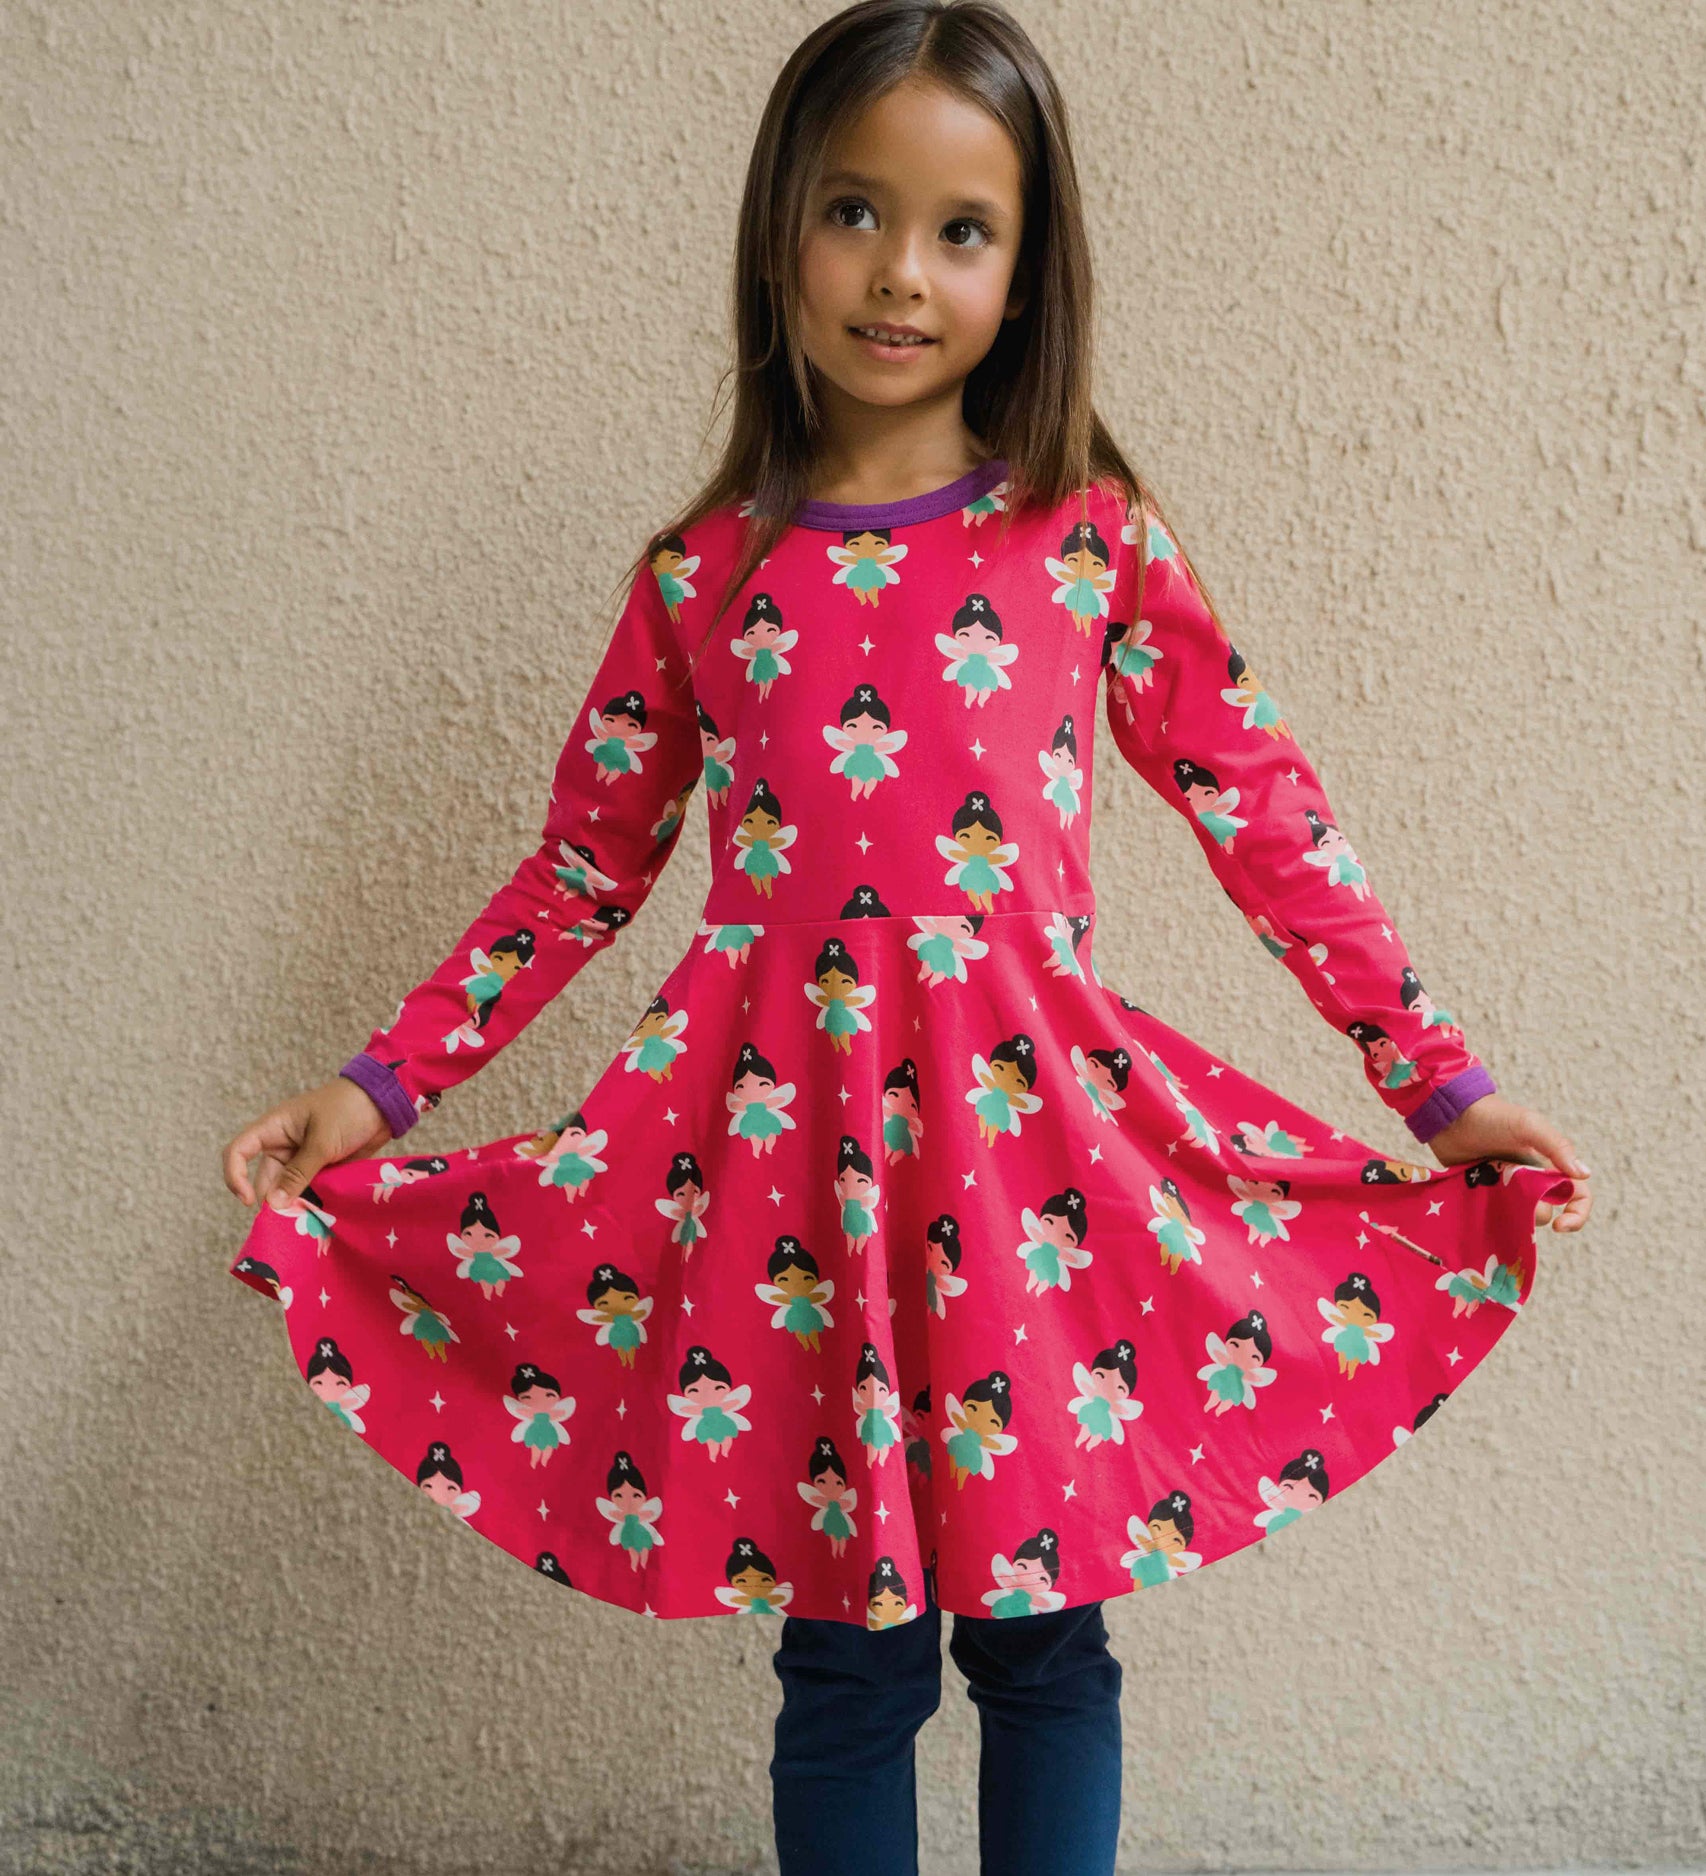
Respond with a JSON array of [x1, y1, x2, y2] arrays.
[[945, 218, 993, 249]]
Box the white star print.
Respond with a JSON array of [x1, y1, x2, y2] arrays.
[[1447, 1347, 1463, 1365], [724, 1488, 740, 1509], [318, 1288, 330, 1307], [969, 737, 986, 759], [429, 1392, 446, 1412], [1188, 1443, 1204, 1463], [386, 1230, 398, 1248], [1014, 1324, 1027, 1344], [767, 1185, 784, 1204], [875, 1502, 891, 1524], [1320, 1404, 1335, 1423], [1062, 1479, 1077, 1501], [1140, 1296, 1154, 1313], [856, 831, 872, 855], [1251, 1271, 1264, 1289], [536, 1499, 549, 1520], [504, 1323, 518, 1340], [680, 1295, 695, 1317], [811, 1385, 825, 1405]]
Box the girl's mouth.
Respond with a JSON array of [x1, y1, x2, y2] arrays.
[[848, 325, 937, 359]]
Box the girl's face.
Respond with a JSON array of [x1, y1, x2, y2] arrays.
[[797, 78, 1026, 420]]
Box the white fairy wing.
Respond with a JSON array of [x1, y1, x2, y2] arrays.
[[941, 1391, 965, 1429], [1172, 1551, 1202, 1573], [639, 1497, 663, 1524], [1257, 1474, 1287, 1510], [985, 1431, 1019, 1458], [768, 1582, 795, 1609], [502, 1396, 531, 1421], [665, 1392, 698, 1420], [1204, 1333, 1232, 1365], [1316, 1297, 1342, 1324], [1249, 1365, 1278, 1388], [797, 1481, 826, 1507], [343, 1383, 371, 1411], [723, 1383, 752, 1411], [986, 642, 1019, 667], [674, 554, 701, 578], [467, 947, 495, 975], [1019, 1206, 1046, 1242], [1367, 1323, 1396, 1344], [1043, 556, 1072, 581], [989, 1553, 1016, 1580], [594, 1495, 623, 1526], [1070, 1360, 1096, 1396], [756, 1282, 786, 1306], [454, 1489, 481, 1519], [989, 841, 1020, 867], [821, 725, 855, 755], [825, 545, 859, 568]]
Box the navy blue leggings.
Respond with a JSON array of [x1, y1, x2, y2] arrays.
[[768, 1565, 1122, 1875]]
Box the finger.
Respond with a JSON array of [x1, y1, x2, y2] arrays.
[[222, 1128, 261, 1206], [1522, 1116, 1590, 1180], [1551, 1180, 1593, 1232], [270, 1127, 327, 1207]]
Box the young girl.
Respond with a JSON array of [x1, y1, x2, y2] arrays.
[[222, 4, 1592, 1871]]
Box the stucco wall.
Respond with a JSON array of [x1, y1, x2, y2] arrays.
[[3, 1, 1701, 1871]]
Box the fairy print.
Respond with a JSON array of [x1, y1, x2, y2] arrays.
[[1045, 516, 1116, 636], [584, 686, 659, 785], [729, 593, 796, 700], [654, 1150, 711, 1258], [966, 1032, 1043, 1144], [879, 1058, 923, 1163], [514, 1110, 609, 1200], [1041, 910, 1094, 982], [268, 1183, 337, 1251], [502, 1362, 576, 1466], [388, 1273, 459, 1360], [1163, 1070, 1223, 1157], [1147, 1177, 1207, 1274], [1068, 1339, 1143, 1450], [1197, 1311, 1277, 1414], [823, 681, 908, 796], [1171, 758, 1246, 851], [1357, 1154, 1434, 1185], [983, 1528, 1067, 1616], [902, 1388, 934, 1479], [804, 935, 877, 1052], [1037, 714, 1085, 826], [1436, 1253, 1525, 1315], [757, 1236, 836, 1349], [595, 1451, 664, 1570], [713, 1536, 794, 1614], [621, 993, 690, 1079], [1228, 1174, 1302, 1247], [667, 1345, 752, 1459], [372, 1155, 450, 1203], [865, 1555, 920, 1629], [648, 534, 699, 622], [909, 912, 989, 985], [1228, 1117, 1311, 1161], [1347, 1020, 1420, 1094], [1016, 1188, 1093, 1296], [305, 1336, 370, 1432], [1317, 1272, 1395, 1377], [1121, 1492, 1201, 1588], [798, 1436, 860, 1556], [960, 476, 1009, 525], [852, 1342, 903, 1464], [549, 838, 619, 906], [923, 1216, 968, 1319], [1071, 1043, 1132, 1123], [935, 592, 1020, 706], [1254, 1449, 1330, 1536], [941, 1372, 1019, 1487], [1299, 807, 1370, 897], [1101, 612, 1162, 704], [574, 1261, 654, 1365], [936, 789, 1019, 911], [233, 1253, 291, 1309], [1219, 641, 1291, 739], [697, 700, 738, 806], [826, 526, 907, 605], [443, 932, 535, 1054], [833, 1134, 882, 1252], [697, 918, 765, 968], [732, 775, 798, 896], [447, 1191, 523, 1299], [416, 1441, 480, 1522], [1400, 965, 1463, 1040], [1392, 1391, 1451, 1449], [725, 1041, 798, 1156]]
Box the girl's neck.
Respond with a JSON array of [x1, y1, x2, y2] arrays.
[[806, 433, 995, 507]]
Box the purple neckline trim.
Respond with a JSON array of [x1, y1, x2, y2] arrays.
[[794, 456, 1009, 532], [1405, 1063, 1496, 1143], [339, 1051, 418, 1139]]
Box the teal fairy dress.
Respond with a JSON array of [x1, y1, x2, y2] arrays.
[[1129, 1547, 1173, 1587], [618, 1510, 657, 1557], [1074, 1394, 1117, 1440], [694, 1404, 740, 1446]]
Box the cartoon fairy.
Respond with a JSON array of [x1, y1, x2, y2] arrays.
[[965, 1032, 1043, 1144], [1254, 1448, 1330, 1535], [696, 699, 737, 806], [714, 1536, 794, 1614], [1071, 1042, 1132, 1124], [574, 1261, 653, 1365], [1163, 1068, 1223, 1156], [305, 1336, 370, 1432], [940, 1371, 1019, 1488], [696, 916, 764, 967], [852, 1342, 903, 1464], [902, 1387, 933, 1479], [1197, 1311, 1278, 1414], [502, 1361, 576, 1466], [879, 1058, 923, 1163], [1317, 1271, 1395, 1377], [1220, 640, 1291, 740], [584, 684, 660, 785], [648, 532, 699, 621], [865, 1556, 920, 1629], [446, 1190, 523, 1299], [1229, 1116, 1312, 1161], [548, 838, 618, 907], [666, 1344, 752, 1459], [1101, 613, 1162, 703], [1147, 1177, 1207, 1275], [732, 775, 798, 897], [654, 1150, 711, 1259], [372, 1155, 450, 1203], [823, 681, 908, 797], [267, 1181, 336, 1251], [416, 1441, 480, 1521], [233, 1253, 291, 1309], [444, 931, 534, 1053], [960, 476, 1008, 525], [594, 1450, 664, 1571], [1392, 1391, 1451, 1448], [1299, 807, 1370, 898], [1040, 910, 1093, 981], [1171, 758, 1246, 852], [725, 1042, 799, 1157], [1346, 1019, 1419, 1094], [983, 1528, 1067, 1617], [1228, 1173, 1302, 1247], [388, 1272, 459, 1361], [1067, 1339, 1144, 1450], [1036, 714, 1085, 826], [756, 1235, 836, 1349], [515, 1109, 609, 1201], [936, 789, 1019, 913], [1436, 1253, 1525, 1315], [833, 1134, 882, 1252], [909, 912, 989, 986], [804, 936, 877, 1053], [826, 525, 907, 605], [1044, 516, 1115, 635], [1121, 1492, 1201, 1588], [1015, 1187, 1093, 1296], [621, 992, 690, 1079], [798, 1435, 860, 1556], [728, 592, 796, 699], [923, 1215, 968, 1318], [1399, 965, 1462, 1039], [934, 592, 1020, 707], [1118, 494, 1179, 569]]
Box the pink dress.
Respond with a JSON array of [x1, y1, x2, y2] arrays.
[[230, 458, 1570, 1628]]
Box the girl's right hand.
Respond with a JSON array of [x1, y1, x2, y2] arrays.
[[222, 1077, 394, 1212]]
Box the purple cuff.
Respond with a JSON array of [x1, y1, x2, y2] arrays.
[[339, 1052, 419, 1139], [1404, 1064, 1497, 1144]]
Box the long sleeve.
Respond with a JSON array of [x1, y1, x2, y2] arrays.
[[338, 546, 703, 1138], [1097, 495, 1495, 1144]]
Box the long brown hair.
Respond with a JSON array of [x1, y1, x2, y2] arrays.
[[599, 0, 1217, 684]]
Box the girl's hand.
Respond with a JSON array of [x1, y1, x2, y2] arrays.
[[1426, 1093, 1593, 1234], [222, 1077, 393, 1212]]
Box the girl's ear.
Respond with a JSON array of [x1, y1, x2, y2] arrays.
[[1004, 254, 1031, 320]]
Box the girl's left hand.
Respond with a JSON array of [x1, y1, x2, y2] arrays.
[[1426, 1093, 1593, 1233]]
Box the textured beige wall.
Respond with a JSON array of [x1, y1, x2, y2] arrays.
[[4, 1, 1701, 1871]]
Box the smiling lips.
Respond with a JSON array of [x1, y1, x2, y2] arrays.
[[849, 324, 935, 346]]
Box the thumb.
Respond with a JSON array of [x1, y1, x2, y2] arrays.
[[268, 1122, 330, 1210]]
